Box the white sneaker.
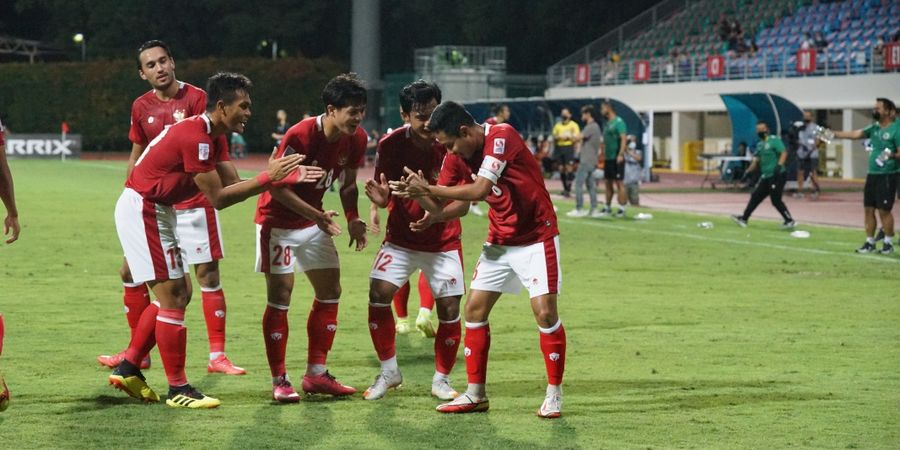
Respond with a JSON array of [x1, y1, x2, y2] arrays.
[[537, 391, 562, 418], [469, 204, 485, 216], [363, 370, 402, 400], [431, 376, 459, 400], [565, 209, 587, 218], [590, 210, 607, 218]]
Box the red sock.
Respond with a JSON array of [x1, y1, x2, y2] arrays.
[[201, 288, 227, 354], [464, 322, 491, 384], [435, 318, 461, 375], [124, 302, 159, 365], [0, 313, 5, 357], [417, 272, 435, 311], [539, 322, 566, 385], [156, 308, 187, 386], [123, 283, 150, 338], [392, 282, 411, 318], [262, 303, 289, 377], [368, 304, 396, 361], [307, 299, 339, 365]]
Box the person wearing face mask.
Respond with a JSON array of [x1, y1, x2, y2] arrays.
[[732, 121, 796, 229], [831, 98, 900, 254], [795, 111, 821, 199], [551, 108, 579, 197]]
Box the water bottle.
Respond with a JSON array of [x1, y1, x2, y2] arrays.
[[697, 221, 714, 229], [875, 149, 892, 167]]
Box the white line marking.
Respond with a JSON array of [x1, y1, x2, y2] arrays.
[[559, 218, 898, 264]]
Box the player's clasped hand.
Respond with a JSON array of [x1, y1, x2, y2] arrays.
[[409, 211, 436, 233], [388, 166, 429, 198]]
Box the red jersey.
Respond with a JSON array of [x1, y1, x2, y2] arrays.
[[126, 115, 225, 206], [255, 115, 367, 229], [484, 117, 498, 125], [128, 82, 229, 209], [445, 123, 558, 246], [375, 126, 462, 252]]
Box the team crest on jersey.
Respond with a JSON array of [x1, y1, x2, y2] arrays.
[[173, 109, 186, 122], [883, 132, 891, 140], [198, 143, 210, 161], [148, 116, 155, 124], [493, 138, 506, 155]]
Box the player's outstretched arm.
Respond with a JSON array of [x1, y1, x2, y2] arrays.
[[0, 146, 19, 244], [216, 161, 242, 186], [409, 200, 469, 233], [391, 166, 492, 202], [340, 167, 367, 251], [195, 151, 305, 209], [269, 188, 342, 236], [832, 130, 864, 140]]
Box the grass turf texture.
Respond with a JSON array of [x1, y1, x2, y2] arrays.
[[0, 160, 896, 449]]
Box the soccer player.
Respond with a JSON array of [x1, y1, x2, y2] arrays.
[[795, 111, 821, 199], [0, 116, 17, 412], [362, 80, 468, 401], [600, 101, 628, 217], [256, 73, 369, 403], [98, 40, 246, 375], [731, 121, 796, 229], [390, 101, 566, 418], [484, 103, 510, 126], [831, 98, 899, 254], [109, 72, 320, 408]]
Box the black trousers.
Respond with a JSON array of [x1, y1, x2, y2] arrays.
[[742, 172, 793, 222]]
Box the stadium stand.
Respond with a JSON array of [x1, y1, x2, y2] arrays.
[[548, 0, 900, 86]]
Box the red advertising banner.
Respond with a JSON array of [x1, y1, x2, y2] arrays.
[[707, 55, 724, 78], [885, 42, 900, 70], [796, 49, 817, 73], [575, 64, 590, 85], [634, 60, 650, 81]]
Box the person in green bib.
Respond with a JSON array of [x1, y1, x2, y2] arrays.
[[599, 101, 628, 217], [833, 97, 899, 254], [732, 121, 795, 229]]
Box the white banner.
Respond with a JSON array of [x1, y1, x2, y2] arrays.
[[5, 134, 81, 158]]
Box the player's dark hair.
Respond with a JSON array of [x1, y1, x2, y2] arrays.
[[581, 105, 595, 117], [205, 72, 253, 111], [136, 40, 171, 69], [322, 73, 367, 109], [426, 101, 476, 137], [399, 80, 442, 114], [876, 97, 896, 112]]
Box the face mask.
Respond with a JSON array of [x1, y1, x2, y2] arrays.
[[872, 110, 881, 120], [757, 132, 767, 139]]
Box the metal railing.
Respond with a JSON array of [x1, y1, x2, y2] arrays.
[[548, 0, 690, 70], [547, 48, 897, 87], [414, 46, 507, 77]]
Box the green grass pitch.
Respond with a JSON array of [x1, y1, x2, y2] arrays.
[[0, 160, 896, 448]]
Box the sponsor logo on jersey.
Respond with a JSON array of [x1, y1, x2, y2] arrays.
[[493, 138, 506, 155], [198, 143, 210, 160]]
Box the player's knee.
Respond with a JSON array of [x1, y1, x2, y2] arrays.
[[463, 301, 488, 323], [367, 286, 392, 305], [534, 310, 559, 328], [436, 298, 460, 320], [316, 284, 341, 301]]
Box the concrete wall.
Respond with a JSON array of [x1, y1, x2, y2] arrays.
[[545, 73, 899, 112]]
